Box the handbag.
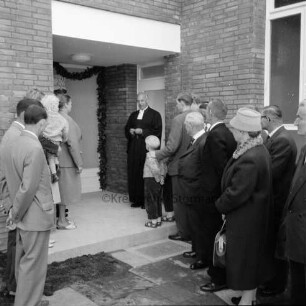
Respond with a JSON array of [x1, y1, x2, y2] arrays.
[[213, 219, 226, 268]]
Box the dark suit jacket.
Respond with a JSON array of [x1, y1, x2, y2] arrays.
[[201, 123, 236, 200], [280, 145, 306, 264], [177, 132, 208, 204], [264, 126, 297, 222]]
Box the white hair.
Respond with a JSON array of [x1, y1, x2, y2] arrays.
[[41, 94, 59, 112]]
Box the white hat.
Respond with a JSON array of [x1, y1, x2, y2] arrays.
[[145, 135, 160, 149], [230, 107, 261, 132]]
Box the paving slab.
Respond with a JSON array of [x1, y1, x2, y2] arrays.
[[48, 192, 177, 263], [46, 287, 97, 306]]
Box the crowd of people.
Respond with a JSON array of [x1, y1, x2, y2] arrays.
[[0, 89, 83, 306], [0, 87, 305, 305], [125, 92, 306, 305]]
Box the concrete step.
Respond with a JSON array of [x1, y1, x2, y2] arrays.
[[48, 191, 177, 263]]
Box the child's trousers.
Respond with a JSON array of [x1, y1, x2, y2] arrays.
[[144, 178, 162, 220]]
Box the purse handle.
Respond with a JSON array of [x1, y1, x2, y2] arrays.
[[220, 219, 226, 232]]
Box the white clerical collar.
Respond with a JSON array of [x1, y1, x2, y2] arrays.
[[24, 129, 38, 139], [137, 106, 148, 120], [14, 121, 25, 129], [269, 125, 283, 138], [209, 121, 223, 131], [192, 129, 205, 143]]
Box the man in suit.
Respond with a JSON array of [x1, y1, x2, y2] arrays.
[[260, 105, 297, 296], [125, 92, 162, 208], [279, 100, 306, 305], [177, 112, 208, 269], [199, 99, 236, 291], [2, 105, 54, 306], [0, 98, 43, 300], [150, 92, 193, 241]]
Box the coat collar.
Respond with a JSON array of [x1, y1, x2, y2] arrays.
[[269, 125, 285, 140], [20, 130, 39, 141], [286, 146, 306, 208]]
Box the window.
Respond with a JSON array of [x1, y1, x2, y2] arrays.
[[270, 15, 300, 123], [140, 65, 164, 79], [275, 0, 306, 8], [265, 0, 306, 125]]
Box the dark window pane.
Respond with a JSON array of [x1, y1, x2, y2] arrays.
[[270, 14, 300, 123], [275, 0, 305, 8]]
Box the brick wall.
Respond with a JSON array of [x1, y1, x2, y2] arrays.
[[164, 0, 266, 124], [104, 64, 137, 193], [0, 0, 54, 141], [58, 0, 182, 24]]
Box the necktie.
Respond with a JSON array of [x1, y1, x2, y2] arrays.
[[188, 138, 195, 149]]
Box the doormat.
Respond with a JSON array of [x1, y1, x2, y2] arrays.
[[0, 251, 130, 305]]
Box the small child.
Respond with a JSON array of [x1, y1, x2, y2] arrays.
[[40, 94, 69, 183], [143, 135, 167, 228]]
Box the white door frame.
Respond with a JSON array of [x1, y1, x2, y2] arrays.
[[265, 0, 306, 129]]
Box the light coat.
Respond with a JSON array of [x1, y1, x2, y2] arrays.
[[58, 113, 83, 205]]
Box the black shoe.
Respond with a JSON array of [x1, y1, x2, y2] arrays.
[[183, 251, 196, 258], [258, 287, 285, 297], [131, 203, 141, 208], [168, 234, 187, 241], [231, 296, 241, 305], [190, 260, 208, 270], [200, 282, 227, 292]]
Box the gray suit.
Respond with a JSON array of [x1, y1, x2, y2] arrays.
[[2, 130, 54, 306], [0, 121, 25, 293], [155, 110, 192, 239]]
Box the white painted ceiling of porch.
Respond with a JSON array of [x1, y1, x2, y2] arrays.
[[52, 35, 175, 67]]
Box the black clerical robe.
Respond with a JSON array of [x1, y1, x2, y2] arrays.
[[125, 107, 162, 206]]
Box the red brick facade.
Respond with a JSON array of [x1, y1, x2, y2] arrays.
[[174, 0, 266, 121], [58, 0, 181, 24], [104, 64, 137, 193], [0, 0, 53, 139]]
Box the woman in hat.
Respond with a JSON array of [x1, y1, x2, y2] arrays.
[[215, 108, 274, 305]]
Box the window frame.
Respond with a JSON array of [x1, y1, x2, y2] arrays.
[[265, 0, 306, 129]]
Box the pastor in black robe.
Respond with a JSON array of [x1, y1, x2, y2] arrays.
[[125, 107, 162, 206]]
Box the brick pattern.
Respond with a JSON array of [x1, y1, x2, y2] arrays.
[[0, 0, 54, 140], [164, 0, 266, 121], [104, 64, 137, 193], [59, 0, 182, 24], [164, 54, 182, 135]]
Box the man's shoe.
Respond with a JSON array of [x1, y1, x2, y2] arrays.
[[130, 203, 141, 208], [183, 251, 196, 258], [258, 287, 284, 297], [168, 234, 186, 241], [231, 296, 241, 305], [200, 282, 227, 292], [190, 260, 208, 270]]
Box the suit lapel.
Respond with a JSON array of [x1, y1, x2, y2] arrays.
[[180, 133, 207, 158]]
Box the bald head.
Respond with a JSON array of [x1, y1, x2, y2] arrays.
[[295, 100, 306, 136], [137, 92, 148, 110]]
